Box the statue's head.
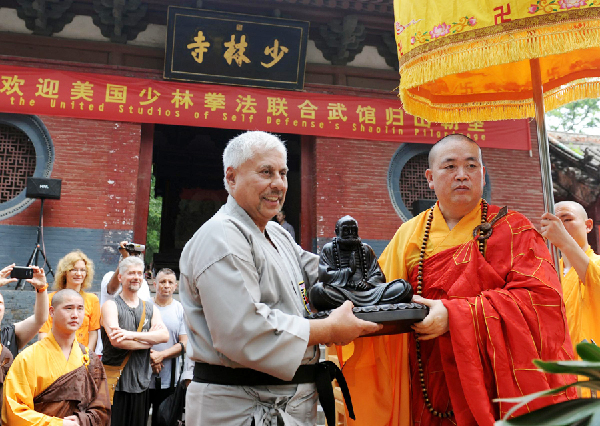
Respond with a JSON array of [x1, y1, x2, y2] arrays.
[[335, 215, 359, 242]]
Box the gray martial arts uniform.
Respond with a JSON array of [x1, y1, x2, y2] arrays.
[[180, 196, 320, 426]]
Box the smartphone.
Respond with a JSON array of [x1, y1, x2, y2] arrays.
[[10, 266, 34, 280]]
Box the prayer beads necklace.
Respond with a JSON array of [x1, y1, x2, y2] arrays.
[[415, 199, 488, 419]]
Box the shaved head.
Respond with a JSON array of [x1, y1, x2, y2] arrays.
[[51, 288, 83, 308], [554, 200, 593, 248], [428, 134, 482, 168], [555, 201, 588, 220]]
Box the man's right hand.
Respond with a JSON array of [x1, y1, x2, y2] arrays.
[[118, 241, 131, 259], [324, 301, 382, 346], [540, 212, 573, 250]]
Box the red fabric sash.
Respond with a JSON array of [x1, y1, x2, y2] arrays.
[[408, 205, 576, 426]]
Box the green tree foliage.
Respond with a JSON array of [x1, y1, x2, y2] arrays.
[[145, 172, 162, 265], [547, 99, 600, 132]]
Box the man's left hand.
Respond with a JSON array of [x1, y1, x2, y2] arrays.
[[411, 295, 449, 340], [110, 328, 133, 343]]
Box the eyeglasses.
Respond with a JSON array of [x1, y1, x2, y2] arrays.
[[69, 269, 87, 274]]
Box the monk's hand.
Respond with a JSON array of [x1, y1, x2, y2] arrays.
[[63, 415, 81, 426], [26, 265, 47, 291], [327, 301, 382, 346], [411, 295, 449, 341], [0, 264, 17, 287], [540, 212, 571, 249], [349, 252, 357, 274]]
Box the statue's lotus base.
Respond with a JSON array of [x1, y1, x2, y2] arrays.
[[309, 302, 428, 337]]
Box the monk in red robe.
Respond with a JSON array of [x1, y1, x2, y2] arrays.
[[340, 134, 576, 426]]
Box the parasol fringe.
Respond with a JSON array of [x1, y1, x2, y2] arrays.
[[400, 20, 600, 90], [400, 79, 600, 123], [398, 19, 600, 122]]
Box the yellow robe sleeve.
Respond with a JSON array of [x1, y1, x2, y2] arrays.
[[580, 250, 600, 347], [2, 336, 83, 426]]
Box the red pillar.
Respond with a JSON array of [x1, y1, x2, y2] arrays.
[[300, 135, 316, 252], [133, 123, 154, 244]]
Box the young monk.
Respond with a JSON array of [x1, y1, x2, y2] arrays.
[[1, 289, 111, 426]]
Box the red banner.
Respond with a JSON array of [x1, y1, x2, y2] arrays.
[[0, 65, 531, 149]]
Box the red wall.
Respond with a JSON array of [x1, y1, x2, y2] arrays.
[[3, 115, 142, 230], [315, 138, 401, 240], [314, 121, 545, 241]]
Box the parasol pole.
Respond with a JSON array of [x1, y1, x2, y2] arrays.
[[530, 58, 561, 274]]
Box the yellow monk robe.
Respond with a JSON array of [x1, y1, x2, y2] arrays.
[[2, 333, 100, 425], [340, 201, 575, 425], [339, 203, 482, 426], [560, 248, 600, 353]]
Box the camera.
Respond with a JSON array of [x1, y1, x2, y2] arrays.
[[123, 243, 145, 253], [10, 266, 34, 280]]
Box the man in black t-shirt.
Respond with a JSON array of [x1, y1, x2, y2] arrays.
[[101, 256, 168, 426]]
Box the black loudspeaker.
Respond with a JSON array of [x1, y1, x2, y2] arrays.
[[26, 177, 62, 199]]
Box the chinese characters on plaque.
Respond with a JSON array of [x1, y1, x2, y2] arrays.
[[165, 7, 309, 90]]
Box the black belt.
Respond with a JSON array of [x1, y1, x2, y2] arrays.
[[193, 361, 355, 426]]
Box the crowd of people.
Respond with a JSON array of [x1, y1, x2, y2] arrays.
[[0, 130, 598, 426]]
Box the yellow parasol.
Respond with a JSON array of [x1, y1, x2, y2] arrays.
[[394, 0, 600, 266]]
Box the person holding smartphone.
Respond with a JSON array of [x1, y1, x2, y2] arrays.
[[0, 263, 49, 410]]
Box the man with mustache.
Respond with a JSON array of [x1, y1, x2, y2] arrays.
[[2, 289, 111, 426], [101, 256, 168, 426], [342, 134, 575, 426], [180, 131, 381, 426]]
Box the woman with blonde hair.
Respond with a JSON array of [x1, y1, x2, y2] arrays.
[[38, 250, 101, 350]]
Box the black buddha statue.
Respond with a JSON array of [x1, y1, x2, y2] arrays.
[[309, 215, 413, 311]]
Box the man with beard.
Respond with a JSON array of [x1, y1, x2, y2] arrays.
[[341, 134, 575, 426], [101, 256, 168, 426], [180, 131, 381, 426], [2, 289, 111, 426]]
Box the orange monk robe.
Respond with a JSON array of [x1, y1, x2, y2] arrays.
[[2, 333, 110, 426], [340, 201, 576, 426], [560, 248, 600, 398]]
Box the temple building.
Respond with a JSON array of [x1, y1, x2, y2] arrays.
[[0, 0, 548, 291]]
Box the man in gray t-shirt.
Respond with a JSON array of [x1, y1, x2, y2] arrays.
[[148, 268, 187, 425], [101, 256, 169, 426]]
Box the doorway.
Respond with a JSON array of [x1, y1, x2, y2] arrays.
[[151, 125, 301, 273]]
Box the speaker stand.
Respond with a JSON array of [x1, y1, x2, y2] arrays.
[[16, 199, 55, 290]]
